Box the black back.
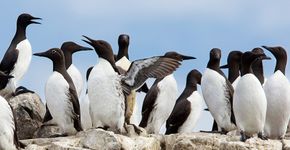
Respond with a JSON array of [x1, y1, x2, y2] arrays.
[[165, 69, 202, 134]]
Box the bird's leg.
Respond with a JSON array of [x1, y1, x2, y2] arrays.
[[13, 86, 35, 96], [258, 132, 268, 140], [240, 130, 250, 142]]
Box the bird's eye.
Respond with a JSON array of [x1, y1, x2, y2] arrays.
[[52, 50, 56, 54]]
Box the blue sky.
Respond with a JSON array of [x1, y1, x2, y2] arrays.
[[1, 0, 290, 132]]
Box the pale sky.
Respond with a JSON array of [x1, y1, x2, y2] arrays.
[[0, 0, 290, 132]]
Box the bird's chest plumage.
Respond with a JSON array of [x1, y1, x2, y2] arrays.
[[88, 59, 125, 122], [67, 64, 83, 97], [12, 39, 32, 81], [45, 72, 74, 124]]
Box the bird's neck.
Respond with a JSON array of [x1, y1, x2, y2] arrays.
[[53, 61, 67, 73], [63, 51, 73, 69], [14, 25, 27, 43], [252, 61, 264, 84], [207, 59, 220, 71], [241, 63, 253, 77], [117, 47, 129, 60], [228, 64, 240, 83], [275, 58, 286, 74]]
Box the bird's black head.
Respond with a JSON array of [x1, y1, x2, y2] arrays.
[[17, 13, 41, 28], [252, 47, 271, 60], [220, 51, 243, 69], [33, 48, 65, 65], [241, 51, 271, 76], [187, 69, 202, 85], [262, 46, 287, 62], [82, 35, 114, 60], [0, 71, 13, 90], [164, 51, 196, 61], [61, 41, 93, 54], [210, 48, 221, 61], [118, 34, 130, 48]]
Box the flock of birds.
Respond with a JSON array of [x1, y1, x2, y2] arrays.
[[0, 13, 289, 150]]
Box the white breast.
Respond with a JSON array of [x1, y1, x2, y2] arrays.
[[234, 74, 267, 136], [88, 58, 125, 132], [0, 97, 17, 150], [264, 71, 290, 139], [67, 64, 83, 98], [201, 68, 235, 131], [80, 93, 92, 130], [178, 91, 203, 133], [146, 74, 178, 134], [45, 71, 76, 134], [12, 39, 32, 82], [232, 76, 240, 89]]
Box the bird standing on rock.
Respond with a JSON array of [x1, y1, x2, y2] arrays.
[[262, 46, 290, 139], [233, 51, 270, 141], [82, 35, 187, 134], [139, 51, 195, 134], [0, 13, 41, 99], [165, 69, 203, 134], [34, 48, 82, 136], [201, 48, 236, 134]]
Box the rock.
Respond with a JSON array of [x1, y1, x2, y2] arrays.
[[80, 129, 121, 150], [9, 93, 45, 140], [33, 125, 62, 138], [22, 130, 285, 150]]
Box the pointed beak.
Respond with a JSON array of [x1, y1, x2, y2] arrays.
[[181, 55, 196, 60], [220, 64, 229, 69], [33, 51, 49, 58], [256, 53, 271, 60], [82, 35, 94, 46], [7, 75, 14, 79], [30, 17, 42, 24], [74, 45, 93, 53], [261, 45, 274, 53]]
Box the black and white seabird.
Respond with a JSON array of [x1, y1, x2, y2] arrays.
[[61, 41, 93, 97], [139, 52, 195, 134], [34, 48, 82, 135], [0, 71, 20, 150], [165, 69, 203, 134], [220, 50, 243, 88], [115, 34, 148, 125], [252, 48, 267, 85], [80, 66, 93, 130], [0, 13, 41, 98], [82, 36, 185, 133], [262, 46, 290, 139], [233, 51, 270, 141], [201, 48, 236, 133]]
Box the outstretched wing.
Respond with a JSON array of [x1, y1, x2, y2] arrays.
[[122, 56, 181, 95]]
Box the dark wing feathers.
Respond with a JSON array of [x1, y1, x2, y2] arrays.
[[0, 48, 19, 75], [42, 105, 53, 123], [165, 100, 191, 135], [68, 87, 83, 131], [122, 56, 181, 95], [139, 83, 159, 127]]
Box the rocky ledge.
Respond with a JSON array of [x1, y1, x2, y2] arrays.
[[20, 129, 290, 150]]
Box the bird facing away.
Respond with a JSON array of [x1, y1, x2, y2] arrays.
[[165, 69, 203, 134], [139, 51, 196, 134], [252, 48, 267, 85], [34, 48, 82, 136], [82, 35, 187, 134], [0, 71, 20, 150], [201, 48, 236, 134], [0, 13, 41, 99], [233, 51, 270, 141], [262, 46, 290, 139]]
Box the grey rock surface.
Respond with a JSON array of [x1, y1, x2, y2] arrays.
[[9, 93, 45, 140]]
